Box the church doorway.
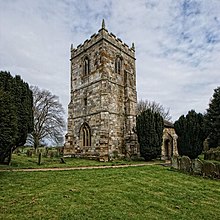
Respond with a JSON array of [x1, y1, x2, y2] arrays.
[[164, 138, 173, 160]]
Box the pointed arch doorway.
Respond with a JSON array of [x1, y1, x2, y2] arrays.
[[164, 136, 173, 160]]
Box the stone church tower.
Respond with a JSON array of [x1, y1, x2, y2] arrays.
[[64, 20, 139, 161]]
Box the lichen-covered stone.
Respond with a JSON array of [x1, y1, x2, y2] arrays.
[[202, 161, 216, 178], [171, 156, 179, 169], [180, 156, 192, 172], [192, 159, 203, 175]]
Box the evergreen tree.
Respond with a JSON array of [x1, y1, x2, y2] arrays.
[[0, 89, 18, 163], [174, 110, 206, 159], [13, 76, 33, 147], [136, 109, 163, 160], [206, 87, 220, 148], [0, 71, 33, 164]]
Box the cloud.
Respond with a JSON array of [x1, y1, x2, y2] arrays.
[[0, 0, 220, 122]]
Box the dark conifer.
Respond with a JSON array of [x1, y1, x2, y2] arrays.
[[0, 71, 33, 164], [206, 87, 220, 148], [136, 109, 163, 160], [174, 110, 205, 159]]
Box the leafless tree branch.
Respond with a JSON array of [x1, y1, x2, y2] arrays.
[[137, 99, 172, 121], [28, 86, 65, 149]]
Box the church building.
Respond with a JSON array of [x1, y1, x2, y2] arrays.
[[64, 20, 139, 161]]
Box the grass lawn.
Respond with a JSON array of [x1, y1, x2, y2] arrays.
[[0, 165, 220, 220], [0, 154, 150, 170]]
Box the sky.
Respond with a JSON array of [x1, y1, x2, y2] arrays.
[[0, 0, 220, 122]]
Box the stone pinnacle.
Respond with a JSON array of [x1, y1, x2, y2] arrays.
[[102, 19, 105, 29]]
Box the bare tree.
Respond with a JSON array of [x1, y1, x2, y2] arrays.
[[137, 99, 172, 121], [28, 86, 65, 149]]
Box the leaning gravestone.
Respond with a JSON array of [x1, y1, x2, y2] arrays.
[[192, 159, 203, 175], [202, 162, 216, 178], [180, 156, 192, 172], [171, 156, 179, 169]]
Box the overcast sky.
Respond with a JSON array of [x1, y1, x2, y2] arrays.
[[0, 0, 220, 121]]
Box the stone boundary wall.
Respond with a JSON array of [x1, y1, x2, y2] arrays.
[[171, 156, 220, 179]]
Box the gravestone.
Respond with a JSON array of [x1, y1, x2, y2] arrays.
[[171, 156, 179, 169], [180, 156, 192, 172], [60, 157, 66, 164], [202, 162, 216, 178], [192, 159, 203, 175]]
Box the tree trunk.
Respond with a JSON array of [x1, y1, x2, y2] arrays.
[[8, 148, 13, 166], [34, 136, 40, 150], [0, 151, 10, 165]]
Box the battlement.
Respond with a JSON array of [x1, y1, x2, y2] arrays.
[[71, 20, 135, 59]]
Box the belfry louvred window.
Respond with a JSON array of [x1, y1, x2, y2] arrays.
[[84, 57, 90, 75], [115, 56, 122, 74]]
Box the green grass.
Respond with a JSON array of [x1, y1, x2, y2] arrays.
[[0, 166, 219, 220], [0, 154, 150, 170]]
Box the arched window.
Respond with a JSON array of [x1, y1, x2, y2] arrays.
[[80, 123, 91, 147], [83, 57, 90, 76], [115, 56, 122, 74]]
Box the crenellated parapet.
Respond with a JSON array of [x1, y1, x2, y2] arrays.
[[71, 19, 135, 60]]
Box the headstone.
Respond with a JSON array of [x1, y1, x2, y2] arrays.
[[202, 162, 216, 178], [192, 159, 203, 175], [26, 149, 33, 157], [171, 156, 179, 169], [60, 157, 66, 164], [49, 151, 54, 158], [180, 156, 192, 172]]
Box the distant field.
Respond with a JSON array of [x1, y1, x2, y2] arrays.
[[0, 165, 219, 220]]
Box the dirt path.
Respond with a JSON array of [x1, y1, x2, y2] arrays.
[[0, 162, 168, 172]]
